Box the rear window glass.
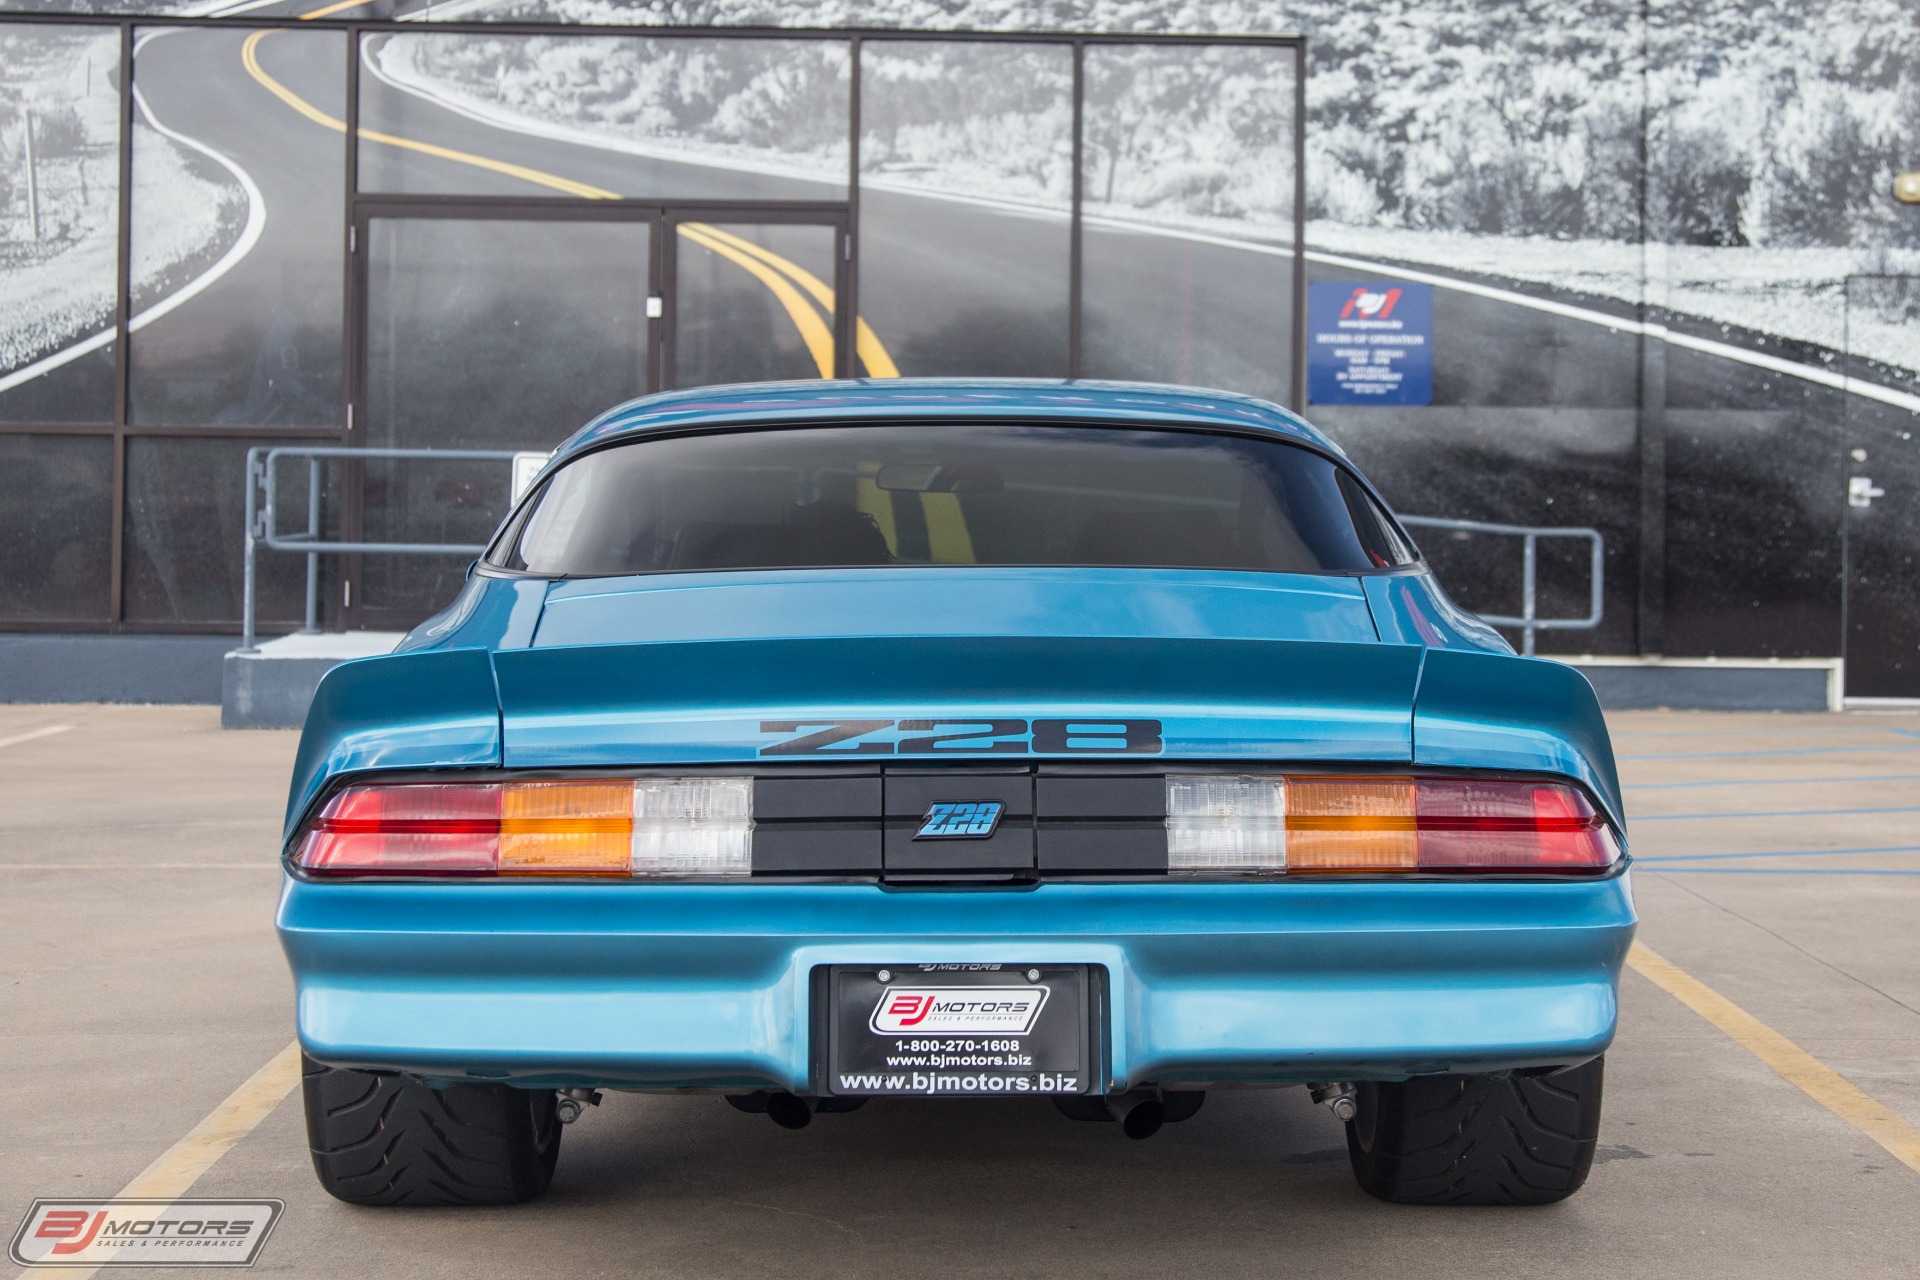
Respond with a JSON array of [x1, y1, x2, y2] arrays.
[[491, 424, 1418, 577]]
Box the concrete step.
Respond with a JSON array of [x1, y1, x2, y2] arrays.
[[222, 632, 406, 729]]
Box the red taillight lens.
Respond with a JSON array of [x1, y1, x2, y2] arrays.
[[1410, 779, 1616, 872], [1169, 774, 1619, 875], [293, 778, 757, 878], [299, 784, 503, 875]]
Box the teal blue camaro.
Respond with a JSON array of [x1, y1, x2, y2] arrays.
[[278, 379, 1634, 1207]]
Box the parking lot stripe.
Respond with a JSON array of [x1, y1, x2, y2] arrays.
[[1619, 745, 1920, 761], [1627, 943, 1920, 1176], [115, 1040, 302, 1198], [9, 1042, 302, 1280], [1633, 806, 1920, 822], [1626, 773, 1920, 790], [1635, 845, 1920, 863], [0, 724, 73, 751]]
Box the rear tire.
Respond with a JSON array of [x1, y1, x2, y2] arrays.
[[1344, 1058, 1603, 1205], [302, 1055, 562, 1206]]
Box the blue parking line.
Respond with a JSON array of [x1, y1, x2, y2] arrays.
[[1619, 745, 1920, 761], [1614, 727, 1911, 741], [1633, 806, 1920, 822], [1633, 845, 1920, 864], [1625, 773, 1920, 790], [1644, 868, 1920, 876]]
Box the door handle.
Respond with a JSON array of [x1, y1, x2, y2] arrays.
[[1849, 476, 1886, 508]]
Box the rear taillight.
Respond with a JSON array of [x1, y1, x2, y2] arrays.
[[296, 778, 753, 878], [1166, 774, 1618, 875]]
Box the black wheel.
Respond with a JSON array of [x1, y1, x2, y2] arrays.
[[301, 1055, 562, 1206], [1344, 1058, 1603, 1205]]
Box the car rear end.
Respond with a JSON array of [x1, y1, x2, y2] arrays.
[[276, 382, 1635, 1207]]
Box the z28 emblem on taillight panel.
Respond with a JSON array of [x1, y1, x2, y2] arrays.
[[757, 718, 1162, 757], [914, 801, 1005, 839]]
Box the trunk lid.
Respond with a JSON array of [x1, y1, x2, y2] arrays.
[[495, 569, 1415, 767]]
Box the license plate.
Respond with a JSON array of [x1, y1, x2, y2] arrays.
[[824, 964, 1095, 1097]]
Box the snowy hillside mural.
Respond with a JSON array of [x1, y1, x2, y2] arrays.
[[421, 0, 1919, 369], [0, 27, 122, 420], [0, 25, 255, 420], [0, 0, 1913, 686]]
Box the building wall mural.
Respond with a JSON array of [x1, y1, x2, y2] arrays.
[[0, 0, 1914, 691]]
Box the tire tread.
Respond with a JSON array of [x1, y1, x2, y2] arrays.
[[1345, 1059, 1603, 1205], [301, 1055, 561, 1207]]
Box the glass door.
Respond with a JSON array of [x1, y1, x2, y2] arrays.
[[352, 206, 655, 626], [1842, 274, 1920, 698], [666, 213, 851, 388], [348, 202, 851, 629]]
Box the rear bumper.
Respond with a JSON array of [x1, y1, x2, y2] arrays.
[[277, 873, 1636, 1092]]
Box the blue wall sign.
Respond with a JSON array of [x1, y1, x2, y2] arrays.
[[1307, 281, 1434, 405]]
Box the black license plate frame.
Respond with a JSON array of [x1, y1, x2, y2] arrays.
[[819, 964, 1099, 1097]]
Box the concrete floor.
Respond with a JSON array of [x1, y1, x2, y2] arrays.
[[3, 705, 1917, 1278]]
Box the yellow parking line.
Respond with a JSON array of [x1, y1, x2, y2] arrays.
[[0, 723, 73, 751], [11, 1042, 302, 1280], [1628, 942, 1920, 1176], [241, 26, 891, 374]]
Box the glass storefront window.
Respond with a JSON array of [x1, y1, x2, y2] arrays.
[[857, 41, 1072, 378], [0, 433, 112, 621], [1080, 44, 1298, 405], [128, 27, 346, 427], [357, 34, 849, 202], [0, 25, 121, 424], [123, 435, 326, 626]]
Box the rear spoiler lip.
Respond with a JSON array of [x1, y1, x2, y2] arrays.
[[285, 639, 1624, 843]]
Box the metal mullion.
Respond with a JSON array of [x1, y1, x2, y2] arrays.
[[352, 195, 846, 220], [660, 209, 682, 390], [1290, 40, 1309, 413], [847, 35, 861, 380], [122, 423, 340, 439], [832, 215, 853, 379], [647, 206, 665, 394], [0, 423, 118, 436], [342, 24, 362, 631], [0, 15, 1304, 47], [0, 14, 1305, 49], [110, 24, 134, 627], [1069, 39, 1084, 379]]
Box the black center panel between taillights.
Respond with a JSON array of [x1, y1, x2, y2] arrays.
[[752, 765, 1168, 880]]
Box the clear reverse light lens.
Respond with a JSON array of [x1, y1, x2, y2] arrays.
[[1166, 776, 1286, 872], [631, 777, 753, 876]]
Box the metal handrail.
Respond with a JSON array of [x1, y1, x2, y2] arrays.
[[1399, 516, 1604, 656], [240, 445, 531, 653]]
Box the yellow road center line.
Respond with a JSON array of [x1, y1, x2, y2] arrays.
[[1627, 942, 1920, 1176], [243, 26, 888, 372], [0, 723, 73, 751], [10, 1042, 302, 1280], [689, 223, 900, 378], [298, 0, 376, 17], [676, 223, 835, 377]]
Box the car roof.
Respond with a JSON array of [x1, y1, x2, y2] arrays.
[[555, 378, 1342, 462]]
